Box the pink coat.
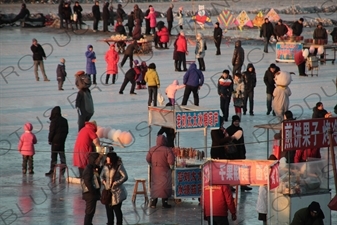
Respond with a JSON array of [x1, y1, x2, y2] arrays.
[[146, 135, 175, 198], [105, 45, 120, 74], [147, 7, 157, 28], [157, 26, 169, 43], [73, 122, 98, 169], [165, 80, 185, 99], [18, 123, 37, 156]]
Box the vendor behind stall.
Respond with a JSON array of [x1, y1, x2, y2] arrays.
[[274, 19, 288, 41], [291, 18, 304, 37], [290, 201, 324, 225], [313, 22, 328, 62]]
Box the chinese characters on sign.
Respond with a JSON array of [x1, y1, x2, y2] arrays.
[[175, 168, 202, 197], [276, 42, 303, 62], [176, 110, 220, 130], [282, 117, 337, 151], [203, 160, 279, 190]]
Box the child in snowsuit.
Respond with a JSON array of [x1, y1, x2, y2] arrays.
[[18, 122, 37, 174], [56, 58, 67, 91], [165, 80, 185, 105]]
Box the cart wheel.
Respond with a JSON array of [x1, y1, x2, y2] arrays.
[[175, 199, 182, 204]]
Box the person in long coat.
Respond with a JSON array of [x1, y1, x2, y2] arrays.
[[85, 44, 97, 84], [213, 22, 223, 55], [232, 40, 244, 74], [260, 18, 274, 53], [73, 1, 83, 30], [73, 121, 101, 178], [146, 135, 175, 208], [166, 4, 174, 35], [132, 19, 142, 40], [100, 152, 128, 225], [102, 2, 110, 32], [210, 117, 233, 159], [116, 4, 126, 22], [226, 115, 252, 192], [45, 106, 69, 176], [144, 5, 152, 35], [146, 7, 156, 34], [242, 63, 257, 115], [105, 44, 119, 84], [133, 4, 144, 27], [195, 32, 205, 71], [92, 1, 101, 32]]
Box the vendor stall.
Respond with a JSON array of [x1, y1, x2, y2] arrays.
[[99, 35, 153, 54], [148, 105, 220, 199], [303, 43, 337, 64], [275, 42, 303, 63]]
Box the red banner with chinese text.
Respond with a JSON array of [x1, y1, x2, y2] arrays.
[[203, 160, 279, 190], [282, 117, 337, 151]]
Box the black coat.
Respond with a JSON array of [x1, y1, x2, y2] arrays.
[[117, 7, 126, 21], [312, 107, 328, 118], [232, 41, 244, 66], [167, 7, 173, 22], [92, 5, 101, 20], [157, 127, 175, 148], [102, 3, 110, 21], [133, 8, 143, 23], [313, 27, 327, 40], [226, 124, 246, 159], [48, 106, 69, 144], [125, 67, 138, 80], [132, 20, 141, 40], [331, 27, 337, 43], [124, 42, 137, 55], [274, 24, 288, 37], [58, 0, 64, 14], [242, 70, 256, 92], [31, 44, 46, 60], [260, 22, 274, 38], [56, 63, 67, 81], [263, 69, 275, 94], [116, 24, 126, 35], [127, 14, 134, 27], [291, 21, 303, 36], [210, 129, 232, 159], [218, 76, 233, 98], [73, 5, 83, 19], [82, 153, 101, 201], [213, 27, 222, 40], [62, 6, 72, 20]]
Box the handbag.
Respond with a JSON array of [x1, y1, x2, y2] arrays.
[[157, 90, 165, 106], [100, 165, 120, 205], [224, 142, 237, 155], [234, 98, 244, 108]]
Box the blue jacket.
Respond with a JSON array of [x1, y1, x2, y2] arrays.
[[183, 63, 204, 87], [85, 45, 97, 75]]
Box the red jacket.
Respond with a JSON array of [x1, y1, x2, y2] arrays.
[[18, 123, 37, 156], [73, 122, 98, 169], [202, 185, 236, 218], [176, 35, 187, 53], [105, 46, 119, 74], [294, 51, 305, 66], [157, 27, 169, 43], [294, 148, 321, 163]]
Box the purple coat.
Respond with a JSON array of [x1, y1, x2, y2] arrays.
[[85, 45, 97, 75], [146, 135, 175, 198]]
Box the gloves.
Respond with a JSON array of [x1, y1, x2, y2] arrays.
[[232, 214, 237, 221]]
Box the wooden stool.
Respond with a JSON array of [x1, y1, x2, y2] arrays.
[[52, 164, 69, 183], [132, 178, 149, 204]]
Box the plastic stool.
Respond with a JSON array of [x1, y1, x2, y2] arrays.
[[132, 178, 149, 204], [52, 164, 69, 183]]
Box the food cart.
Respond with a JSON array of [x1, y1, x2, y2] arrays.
[[302, 43, 337, 64], [268, 117, 337, 224], [99, 34, 153, 54], [202, 159, 279, 225], [148, 105, 220, 200], [275, 41, 303, 63]]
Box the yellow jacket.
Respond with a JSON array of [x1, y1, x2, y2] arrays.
[[145, 69, 160, 87]]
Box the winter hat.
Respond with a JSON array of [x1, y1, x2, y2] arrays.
[[88, 45, 93, 49], [222, 69, 230, 75], [60, 58, 65, 63], [232, 115, 241, 122], [308, 201, 322, 214], [133, 59, 140, 66], [24, 122, 33, 132], [148, 63, 156, 69], [75, 71, 85, 76], [32, 38, 37, 42], [299, 18, 304, 22]]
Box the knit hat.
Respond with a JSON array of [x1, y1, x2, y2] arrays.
[[269, 63, 277, 69], [148, 63, 156, 69], [308, 201, 321, 214], [232, 115, 240, 122], [60, 58, 65, 63]]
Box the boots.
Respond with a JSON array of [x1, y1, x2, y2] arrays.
[[162, 198, 171, 208], [150, 198, 158, 208], [200, 58, 206, 71], [112, 74, 116, 84], [92, 74, 97, 85], [105, 75, 110, 84]]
